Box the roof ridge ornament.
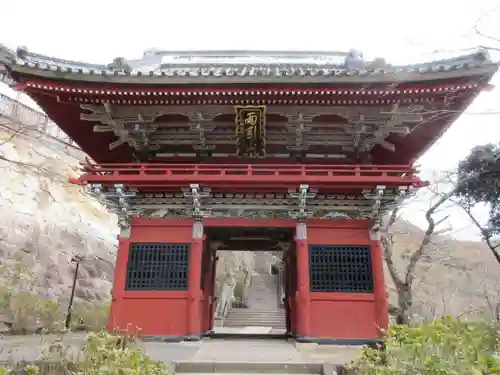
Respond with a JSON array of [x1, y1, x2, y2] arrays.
[[108, 57, 132, 74], [16, 46, 29, 59], [344, 49, 391, 70], [345, 49, 365, 69]]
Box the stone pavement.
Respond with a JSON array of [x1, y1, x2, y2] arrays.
[[0, 333, 362, 367]]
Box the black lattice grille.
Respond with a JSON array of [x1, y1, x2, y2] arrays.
[[126, 243, 190, 291], [309, 245, 374, 293]]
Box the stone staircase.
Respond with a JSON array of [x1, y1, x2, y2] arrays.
[[223, 273, 286, 329], [174, 361, 329, 375]]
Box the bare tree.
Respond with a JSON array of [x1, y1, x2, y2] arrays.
[[383, 149, 500, 323], [381, 179, 454, 324]]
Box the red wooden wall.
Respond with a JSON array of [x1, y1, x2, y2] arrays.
[[107, 218, 387, 342], [307, 221, 387, 341], [108, 218, 193, 338]]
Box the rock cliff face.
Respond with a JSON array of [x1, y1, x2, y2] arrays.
[[0, 117, 117, 303]]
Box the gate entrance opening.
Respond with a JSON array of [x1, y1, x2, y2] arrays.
[[206, 227, 293, 336]]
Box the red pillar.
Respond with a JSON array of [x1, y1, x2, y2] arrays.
[[370, 230, 389, 335], [107, 225, 131, 333], [208, 247, 217, 332], [187, 220, 203, 340], [202, 243, 216, 333], [201, 245, 210, 333], [295, 221, 311, 339]]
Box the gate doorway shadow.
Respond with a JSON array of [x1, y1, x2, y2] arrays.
[[204, 227, 296, 338]]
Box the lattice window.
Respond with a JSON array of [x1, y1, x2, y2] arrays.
[[125, 243, 190, 291], [309, 245, 374, 293]]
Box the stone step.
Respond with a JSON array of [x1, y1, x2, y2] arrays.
[[225, 319, 285, 324], [224, 319, 286, 324], [224, 312, 285, 317], [246, 274, 281, 310], [223, 322, 286, 326], [226, 310, 284, 313], [174, 361, 326, 374], [226, 311, 285, 317], [224, 320, 286, 325], [225, 316, 285, 321], [225, 317, 285, 321], [224, 316, 286, 321], [225, 315, 285, 319], [223, 323, 286, 328], [224, 316, 285, 322]]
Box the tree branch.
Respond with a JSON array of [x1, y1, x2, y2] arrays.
[[382, 233, 405, 289], [456, 203, 500, 264], [474, 5, 500, 45], [405, 188, 455, 286], [381, 207, 406, 288]]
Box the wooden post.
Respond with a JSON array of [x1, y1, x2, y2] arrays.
[[187, 220, 203, 340], [370, 230, 389, 335], [295, 221, 311, 338], [107, 225, 131, 334]]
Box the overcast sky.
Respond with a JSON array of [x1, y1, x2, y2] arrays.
[[1, 0, 500, 239]]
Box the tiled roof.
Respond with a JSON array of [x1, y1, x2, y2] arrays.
[[0, 45, 498, 84]]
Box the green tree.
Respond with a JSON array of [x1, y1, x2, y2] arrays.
[[454, 143, 500, 264]]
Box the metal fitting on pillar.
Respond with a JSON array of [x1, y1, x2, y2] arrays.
[[296, 221, 307, 240], [119, 225, 131, 239], [192, 220, 203, 239]]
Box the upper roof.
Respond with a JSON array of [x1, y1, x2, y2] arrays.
[[0, 44, 498, 165], [0, 45, 498, 85]]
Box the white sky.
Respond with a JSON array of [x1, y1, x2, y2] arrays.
[[1, 0, 500, 239]]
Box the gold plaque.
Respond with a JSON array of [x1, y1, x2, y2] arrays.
[[234, 105, 267, 157]]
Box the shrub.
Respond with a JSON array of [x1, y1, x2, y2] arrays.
[[0, 250, 111, 334], [0, 252, 66, 334], [2, 330, 169, 375], [0, 288, 62, 333], [0, 286, 111, 334], [71, 299, 110, 332], [38, 300, 65, 333], [349, 317, 500, 374]]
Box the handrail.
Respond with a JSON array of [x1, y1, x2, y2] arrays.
[[0, 92, 79, 149], [79, 163, 418, 175], [80, 161, 418, 171], [71, 162, 426, 187]]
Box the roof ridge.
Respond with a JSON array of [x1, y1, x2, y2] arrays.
[[1, 44, 498, 84]]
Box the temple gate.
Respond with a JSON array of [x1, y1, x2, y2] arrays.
[[1, 46, 497, 343]]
